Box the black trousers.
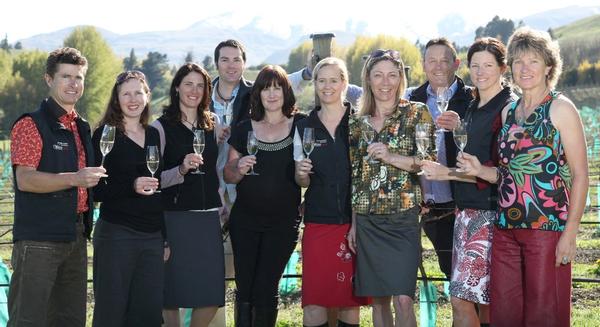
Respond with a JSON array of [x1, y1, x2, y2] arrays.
[[92, 220, 164, 327], [422, 203, 455, 279], [229, 218, 299, 309]]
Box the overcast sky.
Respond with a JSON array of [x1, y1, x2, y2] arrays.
[[2, 0, 599, 42]]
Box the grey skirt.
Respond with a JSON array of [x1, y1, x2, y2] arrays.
[[163, 210, 225, 308], [354, 207, 420, 297]]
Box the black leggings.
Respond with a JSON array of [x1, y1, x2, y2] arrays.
[[230, 219, 299, 309]]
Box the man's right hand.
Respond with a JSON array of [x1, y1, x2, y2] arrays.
[[72, 167, 107, 188]]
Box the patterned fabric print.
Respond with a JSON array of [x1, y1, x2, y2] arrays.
[[450, 209, 495, 304], [496, 91, 571, 231], [350, 100, 435, 215]]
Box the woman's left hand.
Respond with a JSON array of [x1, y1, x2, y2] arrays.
[[555, 232, 577, 267], [367, 142, 391, 163]]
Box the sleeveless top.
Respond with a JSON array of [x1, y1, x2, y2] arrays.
[[496, 91, 571, 231]]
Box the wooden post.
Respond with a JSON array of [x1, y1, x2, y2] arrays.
[[310, 33, 335, 107]]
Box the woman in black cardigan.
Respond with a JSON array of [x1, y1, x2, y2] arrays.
[[92, 70, 167, 326]]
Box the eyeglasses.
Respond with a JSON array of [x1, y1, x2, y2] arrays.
[[116, 70, 146, 84], [369, 49, 401, 61]]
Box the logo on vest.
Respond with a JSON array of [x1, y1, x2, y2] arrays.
[[53, 141, 69, 151]]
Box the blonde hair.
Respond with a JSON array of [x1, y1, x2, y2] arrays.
[[312, 57, 349, 101], [507, 27, 563, 89], [358, 51, 406, 116]]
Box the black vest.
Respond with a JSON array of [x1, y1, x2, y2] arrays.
[[158, 116, 222, 211], [13, 98, 94, 241], [296, 104, 352, 224]]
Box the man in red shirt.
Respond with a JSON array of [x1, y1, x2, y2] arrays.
[[8, 47, 106, 327]]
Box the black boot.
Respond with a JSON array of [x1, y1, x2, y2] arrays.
[[235, 301, 253, 327], [337, 320, 359, 327], [253, 306, 278, 327]]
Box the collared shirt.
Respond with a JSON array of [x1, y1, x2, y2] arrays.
[[212, 80, 240, 202], [350, 100, 436, 215], [421, 79, 458, 203], [11, 97, 89, 213]]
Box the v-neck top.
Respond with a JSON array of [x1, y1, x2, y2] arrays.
[[496, 91, 571, 231], [92, 125, 165, 234]]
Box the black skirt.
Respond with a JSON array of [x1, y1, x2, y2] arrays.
[[354, 207, 420, 297], [163, 210, 225, 308]]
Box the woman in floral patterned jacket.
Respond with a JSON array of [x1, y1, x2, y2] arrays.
[[347, 49, 435, 327]]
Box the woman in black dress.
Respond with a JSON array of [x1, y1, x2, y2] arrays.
[[92, 70, 166, 326], [224, 65, 303, 327], [152, 63, 224, 327]]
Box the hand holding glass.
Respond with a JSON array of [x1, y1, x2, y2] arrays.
[[192, 129, 205, 174], [146, 145, 161, 193], [436, 87, 450, 132], [246, 131, 259, 176], [361, 117, 377, 164], [99, 125, 116, 166], [453, 120, 468, 172], [415, 123, 431, 175]]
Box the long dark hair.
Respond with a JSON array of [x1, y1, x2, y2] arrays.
[[162, 63, 214, 130], [249, 65, 296, 121], [99, 70, 150, 132]]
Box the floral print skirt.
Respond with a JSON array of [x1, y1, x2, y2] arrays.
[[449, 208, 495, 304]]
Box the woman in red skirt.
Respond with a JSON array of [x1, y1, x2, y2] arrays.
[[295, 57, 370, 327]]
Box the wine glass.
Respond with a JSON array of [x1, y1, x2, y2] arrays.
[[361, 117, 377, 164], [146, 145, 161, 193], [99, 124, 116, 166], [302, 128, 315, 159], [436, 87, 450, 132], [453, 119, 469, 172], [415, 123, 431, 175], [246, 131, 259, 176], [191, 129, 205, 175]]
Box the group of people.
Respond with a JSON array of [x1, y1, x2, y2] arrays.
[[8, 26, 586, 327]]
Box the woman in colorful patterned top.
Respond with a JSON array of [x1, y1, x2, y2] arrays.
[[347, 49, 435, 327], [421, 37, 517, 327], [457, 27, 588, 327]]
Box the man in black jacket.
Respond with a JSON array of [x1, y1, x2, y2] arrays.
[[8, 47, 106, 326], [406, 38, 473, 280]]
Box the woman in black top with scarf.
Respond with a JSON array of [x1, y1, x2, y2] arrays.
[[225, 65, 303, 327], [152, 63, 224, 327], [92, 71, 166, 326]]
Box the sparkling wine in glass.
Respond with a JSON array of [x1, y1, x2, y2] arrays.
[[415, 123, 431, 175], [302, 128, 315, 159], [453, 119, 469, 172], [191, 129, 205, 175], [246, 131, 259, 176], [146, 145, 161, 193], [361, 117, 377, 164], [436, 87, 450, 132], [99, 124, 116, 166]]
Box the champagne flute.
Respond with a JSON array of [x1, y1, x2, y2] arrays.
[[361, 117, 377, 164], [146, 145, 161, 193], [302, 128, 315, 159], [453, 119, 468, 172], [99, 124, 116, 166], [415, 123, 431, 175], [246, 131, 259, 176], [436, 87, 450, 132], [191, 129, 205, 175]]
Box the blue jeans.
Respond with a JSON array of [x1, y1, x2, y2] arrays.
[[8, 222, 87, 327]]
